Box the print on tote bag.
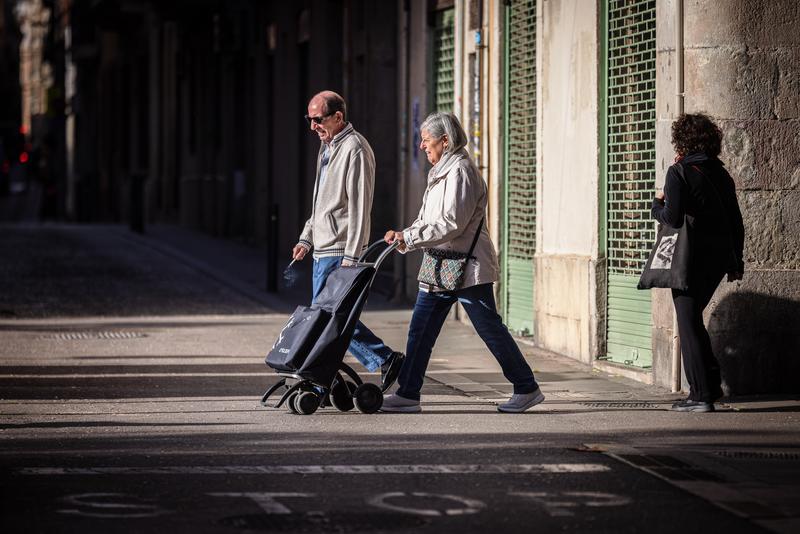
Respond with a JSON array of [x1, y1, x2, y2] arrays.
[[651, 234, 677, 269]]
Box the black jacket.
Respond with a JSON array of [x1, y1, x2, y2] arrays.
[[651, 153, 745, 274]]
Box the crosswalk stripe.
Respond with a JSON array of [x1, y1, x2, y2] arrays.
[[0, 373, 278, 378], [18, 464, 610, 475]]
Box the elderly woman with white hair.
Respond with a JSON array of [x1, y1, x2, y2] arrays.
[[382, 112, 544, 413]]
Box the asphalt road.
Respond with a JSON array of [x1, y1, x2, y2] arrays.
[[0, 225, 794, 533], [0, 366, 760, 534]]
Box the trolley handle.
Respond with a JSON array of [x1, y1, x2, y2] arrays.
[[357, 239, 388, 263], [357, 239, 399, 271]]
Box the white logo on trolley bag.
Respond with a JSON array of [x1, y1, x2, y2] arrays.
[[271, 317, 295, 351], [271, 314, 314, 352]]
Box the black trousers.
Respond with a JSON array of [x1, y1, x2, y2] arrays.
[[672, 267, 725, 402]]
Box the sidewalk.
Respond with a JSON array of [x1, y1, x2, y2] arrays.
[[111, 223, 676, 406], [115, 223, 799, 412]]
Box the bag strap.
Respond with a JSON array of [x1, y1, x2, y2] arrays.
[[467, 217, 484, 258]]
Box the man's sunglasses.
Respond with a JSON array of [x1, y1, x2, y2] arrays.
[[304, 112, 335, 125]]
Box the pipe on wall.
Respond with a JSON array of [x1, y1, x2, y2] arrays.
[[671, 0, 684, 393]]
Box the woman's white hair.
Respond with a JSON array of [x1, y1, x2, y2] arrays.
[[420, 112, 468, 155]]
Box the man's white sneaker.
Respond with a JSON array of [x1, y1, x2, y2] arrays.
[[380, 393, 421, 413], [497, 389, 545, 413]]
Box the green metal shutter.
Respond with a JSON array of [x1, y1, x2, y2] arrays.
[[602, 0, 656, 368], [433, 9, 455, 112], [502, 0, 536, 336]]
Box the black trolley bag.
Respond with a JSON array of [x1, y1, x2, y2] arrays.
[[260, 240, 399, 415]]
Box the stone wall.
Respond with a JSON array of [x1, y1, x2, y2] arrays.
[[656, 0, 800, 394]]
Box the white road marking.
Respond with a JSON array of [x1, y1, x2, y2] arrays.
[[57, 493, 167, 518], [209, 492, 316, 515], [0, 396, 261, 404], [18, 464, 610, 475], [367, 492, 486, 517], [0, 372, 279, 378], [0, 370, 527, 378], [53, 491, 631, 519], [510, 491, 632, 517], [510, 492, 576, 517], [565, 491, 633, 507]]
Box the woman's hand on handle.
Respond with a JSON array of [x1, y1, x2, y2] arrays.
[[384, 230, 404, 244], [384, 230, 407, 252]]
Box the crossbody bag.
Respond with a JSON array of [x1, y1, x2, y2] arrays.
[[417, 218, 484, 291]]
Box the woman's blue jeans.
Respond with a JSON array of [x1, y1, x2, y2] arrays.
[[396, 283, 539, 401], [312, 256, 393, 372]]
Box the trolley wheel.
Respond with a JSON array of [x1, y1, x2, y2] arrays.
[[286, 392, 300, 414], [330, 380, 356, 412], [294, 391, 320, 415], [353, 383, 383, 414]]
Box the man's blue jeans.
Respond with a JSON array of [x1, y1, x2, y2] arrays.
[[312, 256, 393, 372], [396, 283, 539, 401]]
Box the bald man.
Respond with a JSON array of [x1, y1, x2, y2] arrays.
[[291, 91, 404, 391]]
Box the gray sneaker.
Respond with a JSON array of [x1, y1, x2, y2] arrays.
[[498, 389, 545, 413], [380, 393, 421, 413], [670, 399, 715, 412]]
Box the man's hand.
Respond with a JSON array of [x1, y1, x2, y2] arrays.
[[727, 271, 743, 282], [655, 190, 665, 202], [292, 244, 309, 261]]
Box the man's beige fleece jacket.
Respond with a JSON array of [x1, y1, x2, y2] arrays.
[[297, 123, 375, 263]]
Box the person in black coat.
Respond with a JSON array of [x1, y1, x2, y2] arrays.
[[652, 113, 745, 412]]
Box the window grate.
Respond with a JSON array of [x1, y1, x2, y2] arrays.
[[433, 9, 455, 113], [604, 0, 656, 369], [506, 0, 537, 260], [502, 0, 537, 336], [606, 0, 656, 277]]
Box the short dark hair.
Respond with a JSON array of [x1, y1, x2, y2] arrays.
[[671, 112, 723, 157], [321, 92, 347, 121]]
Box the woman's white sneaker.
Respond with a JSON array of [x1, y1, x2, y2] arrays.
[[497, 389, 545, 413], [380, 393, 421, 413]]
